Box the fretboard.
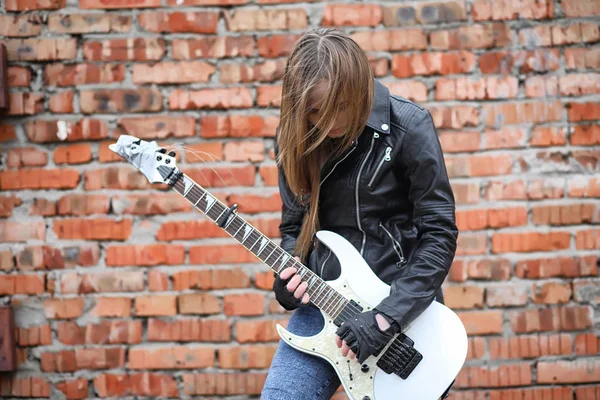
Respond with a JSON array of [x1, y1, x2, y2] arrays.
[[169, 170, 350, 319]]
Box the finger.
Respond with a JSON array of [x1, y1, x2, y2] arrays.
[[301, 293, 310, 304], [294, 281, 308, 299], [348, 349, 356, 360], [335, 335, 342, 348], [286, 274, 301, 292], [341, 341, 350, 357], [294, 256, 301, 262], [280, 267, 297, 280]]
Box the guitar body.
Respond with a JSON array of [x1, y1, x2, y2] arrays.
[[277, 230, 468, 400]]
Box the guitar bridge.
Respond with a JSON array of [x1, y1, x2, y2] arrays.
[[376, 333, 423, 379]]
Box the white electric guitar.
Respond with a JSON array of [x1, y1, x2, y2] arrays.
[[110, 135, 468, 400]]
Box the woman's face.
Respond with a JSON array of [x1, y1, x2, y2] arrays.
[[306, 80, 349, 138]]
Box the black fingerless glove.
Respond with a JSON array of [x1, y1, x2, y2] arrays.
[[273, 272, 306, 311], [336, 309, 400, 364]]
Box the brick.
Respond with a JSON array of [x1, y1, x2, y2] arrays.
[[538, 359, 600, 384], [169, 88, 252, 110], [56, 194, 109, 216], [80, 0, 160, 7], [182, 373, 266, 396], [189, 244, 256, 265], [558, 73, 600, 97], [111, 193, 191, 215], [257, 34, 301, 58], [218, 345, 277, 369], [256, 85, 282, 107], [0, 124, 17, 142], [526, 178, 565, 200], [106, 244, 185, 266], [531, 282, 572, 304], [182, 142, 223, 163], [75, 348, 125, 370], [41, 350, 76, 372], [30, 199, 57, 216], [455, 363, 533, 388], [259, 165, 278, 186], [115, 116, 196, 141], [0, 274, 45, 295], [178, 293, 221, 315], [489, 333, 572, 360], [94, 373, 178, 397], [443, 286, 484, 309], [83, 38, 166, 61], [575, 333, 600, 355], [223, 141, 265, 162], [223, 293, 265, 316], [456, 257, 508, 282], [129, 347, 214, 369], [148, 319, 231, 342], [139, 11, 218, 33], [529, 126, 567, 147], [84, 167, 161, 191], [436, 76, 518, 101], [45, 63, 125, 86], [182, 165, 255, 188], [94, 297, 131, 317], [552, 23, 599, 45], [0, 221, 45, 242], [492, 231, 570, 253], [6, 38, 77, 61], [53, 144, 92, 165], [200, 115, 278, 138], [6, 147, 48, 168], [0, 250, 14, 271], [8, 66, 32, 87], [172, 268, 250, 290], [471, 0, 553, 20], [385, 81, 428, 102], [486, 284, 529, 307], [515, 256, 598, 279], [55, 378, 88, 400], [322, 4, 382, 26], [430, 23, 510, 49], [571, 124, 600, 145], [49, 91, 74, 113], [392, 51, 476, 78], [0, 15, 43, 37], [135, 295, 177, 316], [428, 105, 479, 129], [532, 203, 598, 225], [44, 298, 84, 319], [569, 177, 600, 198], [351, 29, 428, 51], [226, 193, 281, 213], [457, 207, 527, 231], [220, 60, 286, 83], [562, 0, 600, 17], [148, 270, 169, 291], [168, 0, 249, 3], [53, 219, 132, 241], [26, 119, 109, 143], [369, 56, 389, 77], [235, 319, 287, 343], [48, 13, 131, 33], [0, 376, 52, 397], [479, 49, 560, 74], [510, 306, 593, 333], [224, 9, 307, 31], [173, 36, 256, 59], [6, 92, 44, 115], [80, 88, 162, 114], [484, 101, 563, 128], [133, 61, 215, 84], [576, 387, 600, 400], [576, 229, 600, 250], [15, 325, 52, 346], [457, 311, 503, 335], [63, 271, 144, 294], [383, 1, 466, 26], [565, 48, 600, 70], [6, 0, 65, 10]]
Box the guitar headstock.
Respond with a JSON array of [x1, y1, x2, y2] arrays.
[[108, 135, 180, 185]]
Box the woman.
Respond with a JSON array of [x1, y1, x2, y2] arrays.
[[261, 28, 459, 400]]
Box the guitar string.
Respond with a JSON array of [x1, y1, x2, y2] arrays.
[[173, 176, 365, 323]]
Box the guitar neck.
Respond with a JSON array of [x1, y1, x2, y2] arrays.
[[168, 169, 350, 319]]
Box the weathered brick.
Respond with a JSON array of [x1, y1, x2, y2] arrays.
[[182, 372, 266, 396], [173, 36, 256, 59], [139, 11, 219, 33], [5, 38, 77, 61], [128, 347, 214, 369], [80, 88, 162, 114], [225, 9, 307, 31], [0, 15, 43, 37], [6, 0, 65, 10], [323, 4, 382, 27], [94, 373, 178, 397], [48, 13, 131, 33], [83, 38, 166, 61]]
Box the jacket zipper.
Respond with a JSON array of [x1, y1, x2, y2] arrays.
[[379, 222, 407, 266], [320, 140, 358, 186], [367, 146, 392, 188], [357, 131, 379, 256]]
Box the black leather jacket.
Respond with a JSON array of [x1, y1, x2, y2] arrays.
[[276, 79, 459, 330]]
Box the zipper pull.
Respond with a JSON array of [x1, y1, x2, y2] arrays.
[[373, 132, 379, 139], [384, 146, 392, 161]]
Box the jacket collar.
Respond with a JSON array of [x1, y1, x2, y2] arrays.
[[366, 79, 391, 135]]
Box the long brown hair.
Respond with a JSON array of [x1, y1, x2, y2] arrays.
[[277, 28, 374, 261]]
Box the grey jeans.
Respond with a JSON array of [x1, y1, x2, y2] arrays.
[[261, 305, 341, 400]]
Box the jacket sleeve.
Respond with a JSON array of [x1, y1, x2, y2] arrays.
[[274, 130, 306, 257], [374, 107, 459, 331]]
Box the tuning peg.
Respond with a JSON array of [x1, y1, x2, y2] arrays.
[[168, 151, 176, 157], [158, 148, 167, 154]]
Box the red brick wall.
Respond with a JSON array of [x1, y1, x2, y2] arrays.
[[1, 0, 599, 398]]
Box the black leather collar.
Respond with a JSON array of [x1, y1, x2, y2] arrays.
[[365, 79, 391, 135]]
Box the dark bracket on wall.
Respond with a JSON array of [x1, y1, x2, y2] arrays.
[[0, 43, 8, 112], [0, 305, 16, 372]]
